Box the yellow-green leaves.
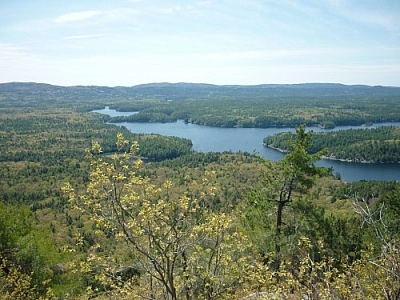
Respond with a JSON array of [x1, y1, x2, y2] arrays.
[[64, 134, 251, 299]]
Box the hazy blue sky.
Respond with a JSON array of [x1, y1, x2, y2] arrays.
[[1, 0, 399, 86]]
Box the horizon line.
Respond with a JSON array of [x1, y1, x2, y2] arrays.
[[1, 81, 399, 89]]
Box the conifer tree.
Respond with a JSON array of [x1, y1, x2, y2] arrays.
[[243, 125, 327, 262]]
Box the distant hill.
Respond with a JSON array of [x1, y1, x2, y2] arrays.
[[1, 82, 400, 102]]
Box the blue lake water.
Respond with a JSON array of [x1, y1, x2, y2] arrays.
[[93, 108, 400, 182]]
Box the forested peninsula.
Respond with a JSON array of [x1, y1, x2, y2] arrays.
[[1, 82, 400, 299], [264, 126, 400, 163]]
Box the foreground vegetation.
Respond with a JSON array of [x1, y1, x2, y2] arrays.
[[1, 82, 400, 299]]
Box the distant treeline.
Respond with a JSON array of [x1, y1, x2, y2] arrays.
[[2, 82, 400, 128]]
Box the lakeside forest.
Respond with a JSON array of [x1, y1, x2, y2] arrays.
[[1, 82, 400, 299], [264, 126, 400, 163]]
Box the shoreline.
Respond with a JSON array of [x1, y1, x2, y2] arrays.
[[264, 144, 399, 164]]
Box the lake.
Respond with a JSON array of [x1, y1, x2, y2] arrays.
[[93, 108, 400, 182]]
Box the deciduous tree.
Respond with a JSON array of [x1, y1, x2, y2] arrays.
[[63, 133, 251, 299]]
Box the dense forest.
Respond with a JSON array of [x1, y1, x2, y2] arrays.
[[1, 82, 400, 299], [264, 126, 400, 163], [2, 82, 400, 128]]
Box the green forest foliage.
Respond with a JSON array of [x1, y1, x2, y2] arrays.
[[264, 126, 400, 163], [1, 83, 400, 298], [0, 202, 75, 297], [109, 95, 400, 128], [0, 109, 193, 207], [3, 82, 400, 128]]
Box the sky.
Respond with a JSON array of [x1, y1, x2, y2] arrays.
[[1, 0, 400, 87]]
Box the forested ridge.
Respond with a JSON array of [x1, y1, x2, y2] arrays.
[[1, 82, 400, 299], [2, 82, 400, 128]]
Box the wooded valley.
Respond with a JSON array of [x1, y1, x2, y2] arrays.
[[0, 82, 399, 299]]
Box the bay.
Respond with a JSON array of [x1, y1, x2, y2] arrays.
[[91, 106, 139, 117], [93, 108, 400, 182]]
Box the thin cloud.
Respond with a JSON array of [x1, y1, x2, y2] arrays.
[[324, 0, 400, 31], [63, 34, 104, 40], [198, 47, 360, 61], [0, 43, 28, 61], [1, 0, 399, 86], [54, 10, 102, 23]]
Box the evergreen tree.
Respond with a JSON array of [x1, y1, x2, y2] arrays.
[[244, 125, 328, 262]]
